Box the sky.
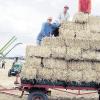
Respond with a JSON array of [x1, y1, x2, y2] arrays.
[[0, 0, 100, 57]]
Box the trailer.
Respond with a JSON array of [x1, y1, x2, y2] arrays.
[[20, 79, 100, 100], [0, 79, 100, 100]]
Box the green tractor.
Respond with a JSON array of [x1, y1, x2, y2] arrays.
[[8, 62, 22, 77]]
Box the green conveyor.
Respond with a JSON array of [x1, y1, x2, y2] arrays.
[[0, 36, 17, 54]]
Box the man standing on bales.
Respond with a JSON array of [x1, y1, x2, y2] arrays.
[[58, 5, 70, 23], [79, 0, 91, 13], [37, 17, 60, 45], [37, 17, 53, 45]]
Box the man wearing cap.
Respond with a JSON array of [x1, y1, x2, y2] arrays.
[[37, 17, 54, 45], [58, 5, 70, 23]]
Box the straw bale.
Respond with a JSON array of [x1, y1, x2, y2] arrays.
[[90, 24, 100, 33], [60, 21, 89, 31], [73, 23, 89, 31], [61, 30, 76, 39], [89, 16, 100, 24], [21, 66, 26, 78], [67, 70, 82, 82], [60, 21, 75, 31], [41, 37, 65, 47], [93, 62, 100, 72], [60, 27, 90, 39], [81, 50, 96, 60], [51, 46, 66, 58], [74, 39, 90, 49], [65, 38, 75, 47], [43, 58, 67, 69], [53, 69, 68, 81], [89, 40, 100, 50], [67, 61, 92, 71], [26, 45, 51, 58], [82, 70, 97, 82], [96, 72, 100, 82], [60, 22, 90, 39], [66, 47, 81, 60], [25, 57, 41, 68], [89, 16, 100, 33], [37, 68, 68, 81], [65, 38, 90, 49], [73, 12, 89, 23], [24, 64, 42, 69], [75, 30, 92, 40], [95, 52, 100, 61], [60, 23, 89, 32], [91, 33, 100, 40], [26, 45, 33, 57], [21, 68, 37, 79], [38, 68, 53, 80]]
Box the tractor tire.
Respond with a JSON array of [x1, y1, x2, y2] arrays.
[[28, 91, 48, 100]]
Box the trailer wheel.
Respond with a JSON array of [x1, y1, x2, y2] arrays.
[[28, 91, 48, 100]]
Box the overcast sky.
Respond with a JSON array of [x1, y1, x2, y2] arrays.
[[0, 0, 100, 57]]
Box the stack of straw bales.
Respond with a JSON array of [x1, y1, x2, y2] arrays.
[[21, 13, 100, 83]]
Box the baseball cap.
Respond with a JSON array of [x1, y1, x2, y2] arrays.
[[48, 17, 52, 20], [64, 5, 69, 9]]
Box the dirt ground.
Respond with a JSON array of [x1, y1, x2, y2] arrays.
[[0, 59, 99, 100]]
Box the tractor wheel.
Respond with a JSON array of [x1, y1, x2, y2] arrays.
[[28, 91, 48, 100]]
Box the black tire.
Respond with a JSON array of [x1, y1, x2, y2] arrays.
[[8, 71, 11, 77], [28, 91, 48, 100]]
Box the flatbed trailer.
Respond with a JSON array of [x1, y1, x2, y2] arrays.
[[20, 79, 100, 100]]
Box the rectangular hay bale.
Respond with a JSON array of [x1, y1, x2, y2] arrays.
[[91, 33, 100, 40], [53, 69, 68, 81], [90, 24, 100, 33], [89, 16, 100, 33], [21, 68, 37, 79], [75, 30, 92, 40], [43, 58, 67, 69], [93, 62, 100, 72], [25, 56, 42, 68], [89, 39, 100, 50], [72, 12, 89, 23], [37, 68, 53, 80], [95, 52, 100, 61], [26, 45, 51, 58], [73, 23, 89, 31], [89, 16, 100, 24], [41, 37, 65, 47], [59, 21, 75, 31], [66, 47, 82, 60], [38, 68, 68, 81], [82, 70, 97, 82], [81, 50, 96, 60], [51, 46, 66, 59], [65, 38, 90, 49], [96, 72, 100, 82], [67, 70, 83, 82], [67, 61, 92, 71], [60, 29, 75, 39]]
